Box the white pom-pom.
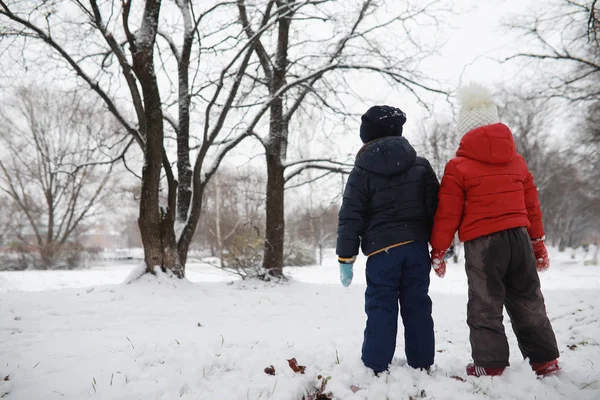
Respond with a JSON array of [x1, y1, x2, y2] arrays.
[[457, 82, 495, 111]]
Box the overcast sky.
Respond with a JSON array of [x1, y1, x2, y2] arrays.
[[430, 0, 535, 84]]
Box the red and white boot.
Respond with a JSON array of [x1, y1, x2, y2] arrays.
[[466, 363, 505, 377], [531, 359, 560, 376]]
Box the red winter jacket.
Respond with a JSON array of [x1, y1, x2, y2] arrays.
[[430, 123, 544, 251]]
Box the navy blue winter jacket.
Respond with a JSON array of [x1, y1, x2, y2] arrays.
[[336, 136, 440, 258]]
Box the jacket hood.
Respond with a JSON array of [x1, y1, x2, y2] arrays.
[[456, 123, 516, 164], [355, 136, 417, 176]]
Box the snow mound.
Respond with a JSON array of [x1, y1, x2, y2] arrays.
[[124, 265, 195, 288], [123, 263, 147, 284]]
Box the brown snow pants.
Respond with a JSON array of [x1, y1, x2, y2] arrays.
[[464, 227, 559, 368]]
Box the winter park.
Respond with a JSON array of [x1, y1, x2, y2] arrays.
[[0, 0, 599, 399]]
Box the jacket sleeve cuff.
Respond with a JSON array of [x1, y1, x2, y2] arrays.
[[527, 225, 545, 240], [430, 236, 453, 253], [338, 256, 357, 264]]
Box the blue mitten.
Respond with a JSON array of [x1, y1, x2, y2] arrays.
[[339, 262, 354, 287]]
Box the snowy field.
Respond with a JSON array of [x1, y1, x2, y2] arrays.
[[1, 248, 599, 400]]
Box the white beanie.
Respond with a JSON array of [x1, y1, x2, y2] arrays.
[[456, 83, 500, 136]]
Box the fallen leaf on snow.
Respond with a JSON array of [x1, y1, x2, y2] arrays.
[[350, 385, 362, 393], [288, 358, 306, 374], [264, 365, 276, 375]]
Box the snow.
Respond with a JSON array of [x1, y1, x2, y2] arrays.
[[1, 248, 599, 400]]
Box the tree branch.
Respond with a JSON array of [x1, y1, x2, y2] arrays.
[[283, 158, 353, 169], [157, 29, 181, 63], [238, 0, 274, 80], [201, 0, 295, 145], [506, 52, 600, 71], [60, 137, 135, 175], [59, 166, 114, 245], [163, 112, 179, 133], [284, 0, 373, 123], [285, 163, 352, 182], [89, 0, 147, 140], [285, 170, 335, 189]]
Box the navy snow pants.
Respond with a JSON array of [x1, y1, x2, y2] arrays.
[[361, 241, 434, 373]]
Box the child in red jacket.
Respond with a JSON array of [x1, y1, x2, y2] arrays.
[[430, 83, 559, 377]]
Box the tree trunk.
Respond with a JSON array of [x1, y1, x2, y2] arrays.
[[176, 1, 193, 222], [319, 244, 323, 266], [263, 155, 285, 277], [133, 0, 183, 278], [260, 2, 290, 278], [177, 182, 207, 269], [39, 241, 57, 269], [215, 173, 223, 262], [138, 170, 182, 277]]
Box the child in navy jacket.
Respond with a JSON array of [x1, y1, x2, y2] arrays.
[[337, 105, 439, 373]]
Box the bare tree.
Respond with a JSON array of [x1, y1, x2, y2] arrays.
[[237, 0, 448, 278], [506, 0, 600, 103], [0, 87, 119, 268], [0, 0, 316, 278]]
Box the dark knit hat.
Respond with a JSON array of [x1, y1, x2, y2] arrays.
[[359, 105, 407, 144]]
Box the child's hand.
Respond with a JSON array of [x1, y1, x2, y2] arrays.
[[531, 238, 550, 272], [431, 248, 447, 278], [338, 260, 355, 287]]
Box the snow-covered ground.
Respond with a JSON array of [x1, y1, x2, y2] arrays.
[[1, 248, 599, 400]]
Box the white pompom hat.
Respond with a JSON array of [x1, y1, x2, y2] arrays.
[[456, 83, 500, 136]]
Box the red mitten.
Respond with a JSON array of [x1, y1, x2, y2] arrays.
[[431, 248, 447, 278], [531, 238, 550, 272]]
